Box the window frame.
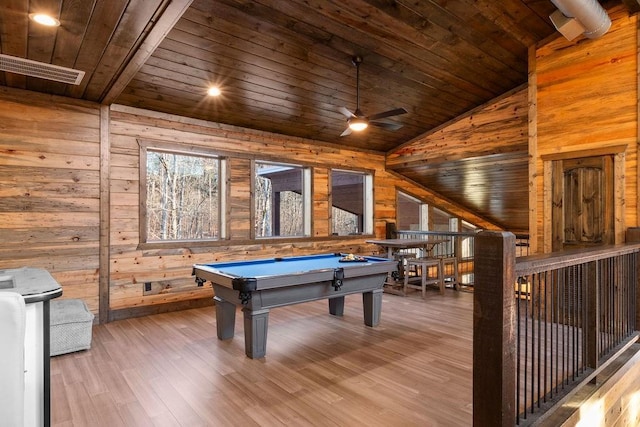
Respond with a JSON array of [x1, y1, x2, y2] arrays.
[[330, 168, 374, 236], [396, 190, 428, 230], [138, 140, 227, 248], [252, 160, 311, 239]]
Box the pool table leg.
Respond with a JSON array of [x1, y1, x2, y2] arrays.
[[363, 289, 383, 327], [214, 296, 236, 340], [328, 296, 345, 316], [242, 307, 269, 359]]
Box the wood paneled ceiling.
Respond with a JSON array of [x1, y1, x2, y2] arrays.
[[0, 0, 624, 232]]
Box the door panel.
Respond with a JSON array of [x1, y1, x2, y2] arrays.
[[552, 156, 614, 251]]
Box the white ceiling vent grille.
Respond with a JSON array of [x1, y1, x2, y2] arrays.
[[0, 54, 84, 85]]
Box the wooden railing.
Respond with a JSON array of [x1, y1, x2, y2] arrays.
[[473, 231, 640, 426], [394, 230, 530, 287], [396, 230, 478, 285]]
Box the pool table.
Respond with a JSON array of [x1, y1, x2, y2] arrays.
[[192, 253, 396, 358]]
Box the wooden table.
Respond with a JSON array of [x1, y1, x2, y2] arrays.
[[366, 238, 448, 259], [366, 238, 449, 295]]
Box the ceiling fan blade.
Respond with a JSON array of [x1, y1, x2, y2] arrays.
[[370, 121, 403, 131], [367, 107, 408, 121], [340, 127, 353, 137], [339, 106, 356, 118]]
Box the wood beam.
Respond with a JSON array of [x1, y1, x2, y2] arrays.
[[100, 0, 194, 104], [99, 105, 110, 324]]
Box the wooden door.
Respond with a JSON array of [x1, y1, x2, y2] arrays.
[[551, 155, 614, 251]]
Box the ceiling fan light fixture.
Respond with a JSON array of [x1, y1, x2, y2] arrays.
[[348, 118, 368, 131]]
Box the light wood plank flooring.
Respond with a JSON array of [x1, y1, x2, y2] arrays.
[[51, 289, 473, 426]]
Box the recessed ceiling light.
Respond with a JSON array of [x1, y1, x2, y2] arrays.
[[29, 13, 61, 27], [207, 86, 221, 97]]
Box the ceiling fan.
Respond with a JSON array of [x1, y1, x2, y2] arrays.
[[339, 56, 407, 137]]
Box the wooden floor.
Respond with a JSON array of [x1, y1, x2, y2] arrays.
[[51, 288, 473, 427]]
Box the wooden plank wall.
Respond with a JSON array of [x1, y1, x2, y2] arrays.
[[107, 105, 491, 316], [387, 85, 528, 167], [0, 86, 101, 310], [531, 5, 638, 252], [0, 85, 489, 320]]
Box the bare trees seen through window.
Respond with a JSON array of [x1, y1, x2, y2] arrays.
[[144, 152, 375, 241], [146, 151, 220, 241]]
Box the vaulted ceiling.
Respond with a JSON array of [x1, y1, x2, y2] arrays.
[[0, 0, 626, 232]]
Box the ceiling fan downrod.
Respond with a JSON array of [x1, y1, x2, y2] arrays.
[[352, 56, 363, 116]]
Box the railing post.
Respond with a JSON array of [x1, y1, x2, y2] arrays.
[[473, 230, 516, 427]]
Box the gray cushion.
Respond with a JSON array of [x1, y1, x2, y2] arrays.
[[50, 299, 94, 356], [51, 299, 94, 325]]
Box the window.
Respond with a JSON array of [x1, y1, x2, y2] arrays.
[[143, 147, 225, 242], [397, 191, 427, 230], [430, 206, 456, 231], [331, 169, 373, 235], [254, 161, 310, 238]]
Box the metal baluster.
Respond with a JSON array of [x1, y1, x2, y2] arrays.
[[554, 270, 559, 395], [580, 263, 585, 375], [610, 257, 615, 350], [571, 265, 580, 381], [551, 270, 556, 399], [516, 274, 522, 425], [615, 256, 620, 346], [600, 258, 604, 357], [524, 270, 529, 418], [543, 271, 548, 404], [563, 267, 568, 386]]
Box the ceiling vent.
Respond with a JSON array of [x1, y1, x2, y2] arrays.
[[0, 54, 84, 85]]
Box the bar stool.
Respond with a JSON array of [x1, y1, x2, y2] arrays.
[[393, 251, 416, 281], [440, 256, 459, 289], [404, 257, 444, 298]]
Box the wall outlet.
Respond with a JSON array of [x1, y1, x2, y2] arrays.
[[144, 282, 152, 292]]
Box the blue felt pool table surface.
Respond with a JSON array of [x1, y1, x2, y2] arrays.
[[197, 253, 383, 278], [193, 253, 397, 292]]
